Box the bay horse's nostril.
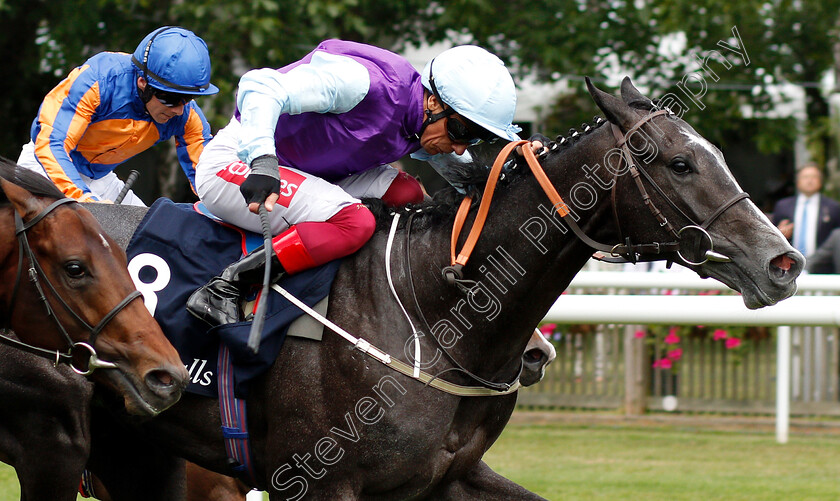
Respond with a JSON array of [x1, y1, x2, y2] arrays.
[[145, 368, 186, 400], [154, 370, 173, 387]]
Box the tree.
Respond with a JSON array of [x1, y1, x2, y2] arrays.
[[6, 0, 839, 198]]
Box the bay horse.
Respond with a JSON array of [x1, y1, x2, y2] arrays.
[[17, 77, 804, 500], [0, 159, 188, 499]]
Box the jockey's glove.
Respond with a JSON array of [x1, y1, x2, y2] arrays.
[[506, 133, 552, 172], [528, 133, 552, 157], [240, 154, 281, 205]]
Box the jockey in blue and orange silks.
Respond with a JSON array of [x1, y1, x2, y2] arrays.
[[187, 39, 544, 327], [17, 26, 218, 206]]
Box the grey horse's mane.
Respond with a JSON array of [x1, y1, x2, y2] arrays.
[[366, 114, 613, 232], [0, 156, 65, 204]]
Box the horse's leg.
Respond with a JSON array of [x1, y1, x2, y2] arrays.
[[13, 428, 88, 501], [186, 462, 249, 501], [0, 353, 91, 501], [430, 460, 548, 501], [87, 406, 187, 501]]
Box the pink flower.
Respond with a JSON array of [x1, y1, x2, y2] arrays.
[[725, 337, 742, 349], [634, 330, 646, 339], [652, 358, 673, 369], [664, 328, 680, 345], [713, 329, 729, 341], [667, 348, 683, 361], [539, 323, 557, 337]]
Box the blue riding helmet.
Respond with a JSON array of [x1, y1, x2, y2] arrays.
[[131, 26, 219, 96]]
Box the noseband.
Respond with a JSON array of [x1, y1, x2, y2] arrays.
[[2, 198, 142, 375]]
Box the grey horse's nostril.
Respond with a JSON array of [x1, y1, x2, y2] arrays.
[[769, 252, 802, 282], [771, 254, 794, 272]]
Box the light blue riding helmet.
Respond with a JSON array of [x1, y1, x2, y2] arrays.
[[421, 45, 521, 142], [131, 26, 219, 96]]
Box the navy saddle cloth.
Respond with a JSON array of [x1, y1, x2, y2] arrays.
[[126, 198, 340, 397]]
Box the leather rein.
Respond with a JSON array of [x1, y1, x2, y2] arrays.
[[443, 109, 749, 284], [1, 198, 142, 375]]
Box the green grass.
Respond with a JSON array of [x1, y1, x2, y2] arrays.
[[0, 415, 838, 500], [483, 418, 840, 500]]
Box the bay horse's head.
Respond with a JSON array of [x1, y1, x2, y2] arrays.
[[0, 160, 187, 415], [585, 77, 803, 308]]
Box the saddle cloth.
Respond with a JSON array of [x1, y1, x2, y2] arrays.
[[126, 198, 340, 397]]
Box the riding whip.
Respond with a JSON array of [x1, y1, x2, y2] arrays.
[[247, 204, 273, 354], [114, 170, 139, 204]]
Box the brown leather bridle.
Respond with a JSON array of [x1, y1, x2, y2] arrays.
[[1, 198, 142, 375], [443, 110, 749, 284]]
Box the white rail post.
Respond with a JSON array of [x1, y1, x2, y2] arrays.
[[776, 325, 791, 444]]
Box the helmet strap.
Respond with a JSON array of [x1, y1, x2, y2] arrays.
[[138, 80, 156, 105], [415, 93, 455, 140]]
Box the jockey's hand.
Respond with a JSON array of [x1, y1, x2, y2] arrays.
[[516, 133, 550, 158], [241, 154, 281, 214]]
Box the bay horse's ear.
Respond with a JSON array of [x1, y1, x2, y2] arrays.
[[619, 76, 654, 109], [0, 177, 44, 220], [585, 76, 639, 132]]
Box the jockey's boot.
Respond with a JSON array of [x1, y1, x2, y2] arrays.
[[186, 226, 315, 327], [186, 246, 284, 326]]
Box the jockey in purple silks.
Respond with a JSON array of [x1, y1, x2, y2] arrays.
[[187, 39, 543, 327]]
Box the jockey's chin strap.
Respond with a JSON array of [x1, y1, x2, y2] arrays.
[[442, 110, 748, 283]]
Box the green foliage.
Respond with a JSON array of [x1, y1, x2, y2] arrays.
[[3, 0, 839, 196]]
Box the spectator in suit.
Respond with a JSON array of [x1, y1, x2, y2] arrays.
[[805, 227, 840, 273], [772, 163, 840, 273]]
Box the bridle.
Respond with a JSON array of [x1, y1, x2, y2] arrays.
[[1, 197, 142, 375], [443, 109, 750, 285], [605, 109, 748, 265]]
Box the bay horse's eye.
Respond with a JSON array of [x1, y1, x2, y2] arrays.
[[670, 159, 691, 175], [64, 261, 86, 279]]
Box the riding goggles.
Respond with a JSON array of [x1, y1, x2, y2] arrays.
[[154, 89, 195, 107], [445, 115, 497, 146]]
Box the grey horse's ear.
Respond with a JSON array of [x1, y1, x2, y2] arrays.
[[619, 76, 653, 109], [586, 76, 639, 132]]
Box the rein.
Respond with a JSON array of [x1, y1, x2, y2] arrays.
[[271, 275, 521, 397], [443, 110, 749, 282], [1, 197, 142, 375]]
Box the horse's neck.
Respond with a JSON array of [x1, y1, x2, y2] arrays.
[[411, 130, 616, 377]]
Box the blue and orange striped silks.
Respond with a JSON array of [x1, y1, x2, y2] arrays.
[[30, 51, 212, 200]]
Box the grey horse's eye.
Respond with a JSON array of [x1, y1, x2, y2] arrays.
[[670, 159, 691, 175], [64, 261, 86, 279]]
